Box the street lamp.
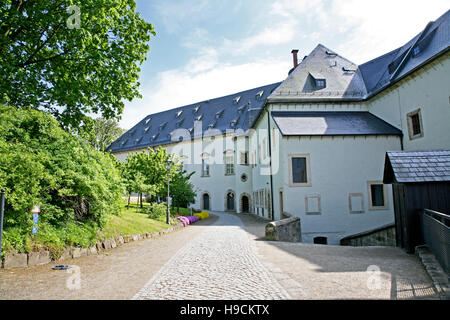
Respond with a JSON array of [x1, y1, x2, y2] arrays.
[[165, 158, 173, 225]]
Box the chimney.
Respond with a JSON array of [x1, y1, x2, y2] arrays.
[[291, 49, 299, 68]]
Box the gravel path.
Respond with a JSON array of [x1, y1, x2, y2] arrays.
[[132, 212, 289, 300]]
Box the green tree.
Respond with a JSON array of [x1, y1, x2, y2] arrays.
[[0, 105, 124, 242], [0, 0, 155, 127], [170, 170, 196, 213], [87, 117, 125, 151]]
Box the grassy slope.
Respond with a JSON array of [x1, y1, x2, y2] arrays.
[[97, 201, 170, 239]]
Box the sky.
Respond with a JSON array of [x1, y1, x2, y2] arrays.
[[119, 0, 449, 129]]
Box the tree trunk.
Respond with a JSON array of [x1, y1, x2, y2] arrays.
[[127, 194, 131, 209]]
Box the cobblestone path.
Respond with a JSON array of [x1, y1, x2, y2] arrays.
[[132, 212, 290, 300]]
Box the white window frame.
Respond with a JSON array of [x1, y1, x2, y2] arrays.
[[349, 193, 364, 214], [201, 154, 210, 177], [305, 194, 321, 215], [367, 181, 389, 210], [288, 154, 312, 187], [407, 108, 424, 140], [240, 151, 249, 166], [224, 151, 235, 176]]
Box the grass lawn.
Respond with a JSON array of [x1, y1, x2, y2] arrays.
[[97, 201, 170, 240]]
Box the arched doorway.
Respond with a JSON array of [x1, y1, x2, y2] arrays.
[[226, 191, 235, 211], [241, 195, 249, 213], [202, 193, 210, 210]]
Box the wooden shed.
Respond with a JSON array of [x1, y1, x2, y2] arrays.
[[383, 150, 450, 253]]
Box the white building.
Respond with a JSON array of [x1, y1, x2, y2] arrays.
[[108, 10, 450, 245]]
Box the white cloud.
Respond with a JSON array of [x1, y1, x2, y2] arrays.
[[120, 1, 449, 129], [330, 0, 450, 63]]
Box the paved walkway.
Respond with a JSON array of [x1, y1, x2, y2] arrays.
[[239, 213, 439, 300], [133, 212, 288, 300], [0, 211, 439, 300]]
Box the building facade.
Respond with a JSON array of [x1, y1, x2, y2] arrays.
[[108, 10, 450, 245]]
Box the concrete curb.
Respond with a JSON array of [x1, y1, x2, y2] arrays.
[[1, 221, 186, 269], [415, 245, 449, 300]]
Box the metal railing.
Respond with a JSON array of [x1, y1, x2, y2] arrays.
[[422, 209, 450, 275]]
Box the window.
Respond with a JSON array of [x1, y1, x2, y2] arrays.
[[225, 153, 235, 175], [367, 181, 388, 210], [314, 237, 327, 245], [262, 138, 267, 160], [240, 152, 249, 165], [413, 46, 421, 56], [315, 79, 326, 89], [201, 158, 210, 177], [407, 109, 424, 140], [288, 154, 311, 187], [258, 145, 261, 164]]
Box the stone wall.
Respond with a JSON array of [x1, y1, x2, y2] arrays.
[[265, 216, 302, 242], [1, 222, 185, 269], [340, 224, 396, 247]]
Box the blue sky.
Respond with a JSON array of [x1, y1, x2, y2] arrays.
[[119, 0, 449, 129]]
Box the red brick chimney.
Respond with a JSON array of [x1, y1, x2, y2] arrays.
[[291, 49, 299, 68]]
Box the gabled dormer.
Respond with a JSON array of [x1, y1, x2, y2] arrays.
[[268, 44, 368, 102]]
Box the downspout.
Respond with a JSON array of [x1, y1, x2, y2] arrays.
[[266, 109, 275, 221]]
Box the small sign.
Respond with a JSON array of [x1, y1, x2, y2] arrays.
[[32, 211, 39, 234], [31, 205, 41, 214]]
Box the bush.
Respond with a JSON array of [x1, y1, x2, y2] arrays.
[[147, 202, 168, 223], [0, 105, 123, 254], [194, 211, 210, 220]]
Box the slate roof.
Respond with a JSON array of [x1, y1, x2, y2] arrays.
[[383, 151, 450, 183], [108, 10, 449, 154], [271, 111, 402, 136], [107, 82, 281, 153], [268, 9, 450, 102], [360, 9, 450, 96], [269, 44, 368, 102]]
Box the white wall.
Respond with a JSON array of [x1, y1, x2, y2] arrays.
[[272, 134, 401, 245], [368, 53, 450, 151]]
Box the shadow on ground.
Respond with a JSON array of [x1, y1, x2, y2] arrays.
[[223, 211, 439, 300]]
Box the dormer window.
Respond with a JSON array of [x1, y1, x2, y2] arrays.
[[315, 79, 326, 89], [255, 90, 264, 100], [413, 46, 421, 57], [238, 105, 247, 113], [233, 96, 241, 104], [176, 118, 185, 127], [176, 110, 183, 118], [215, 109, 224, 119], [196, 115, 203, 121], [135, 137, 142, 145], [159, 122, 167, 131], [145, 117, 151, 124], [152, 133, 159, 141], [194, 106, 201, 113], [144, 126, 151, 133]]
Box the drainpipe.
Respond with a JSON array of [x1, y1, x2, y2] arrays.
[[266, 110, 275, 221]]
